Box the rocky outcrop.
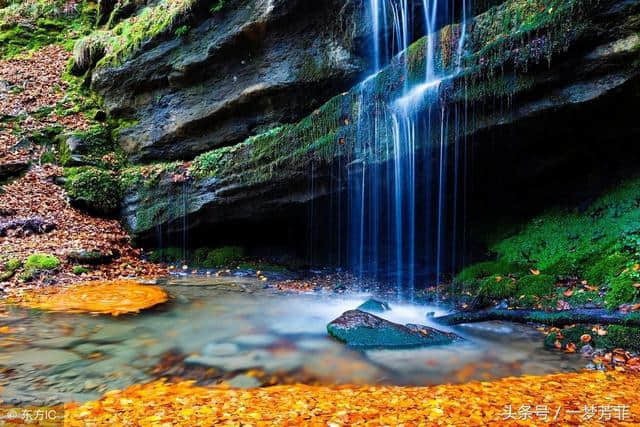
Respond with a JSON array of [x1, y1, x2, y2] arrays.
[[120, 0, 640, 239], [327, 309, 460, 348], [91, 0, 392, 162]]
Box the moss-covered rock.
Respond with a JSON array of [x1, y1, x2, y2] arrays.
[[64, 167, 122, 215], [121, 0, 640, 239], [457, 177, 640, 308], [24, 253, 60, 271]]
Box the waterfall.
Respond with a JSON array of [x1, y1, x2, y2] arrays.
[[343, 0, 469, 298]]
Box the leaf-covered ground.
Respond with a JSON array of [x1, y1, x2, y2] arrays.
[[0, 165, 166, 290], [64, 371, 640, 425]]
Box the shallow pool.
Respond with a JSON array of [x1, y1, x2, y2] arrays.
[[0, 276, 587, 406]]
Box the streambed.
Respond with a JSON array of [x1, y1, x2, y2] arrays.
[[0, 276, 587, 406]]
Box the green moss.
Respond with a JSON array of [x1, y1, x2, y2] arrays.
[[456, 259, 524, 284], [607, 325, 640, 351], [72, 266, 90, 275], [64, 166, 122, 214], [4, 258, 21, 271], [24, 253, 60, 271], [584, 252, 627, 286], [0, 258, 21, 280], [605, 269, 640, 310], [76, 0, 198, 69], [209, 0, 225, 14], [204, 246, 245, 268], [552, 287, 603, 307], [148, 247, 185, 263], [478, 274, 518, 299], [517, 274, 555, 296], [459, 177, 640, 307], [0, 1, 95, 59]]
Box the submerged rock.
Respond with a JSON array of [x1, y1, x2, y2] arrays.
[[357, 299, 391, 313], [327, 310, 460, 349]]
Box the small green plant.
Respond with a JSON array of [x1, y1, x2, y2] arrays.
[[175, 25, 190, 37], [24, 253, 60, 271]]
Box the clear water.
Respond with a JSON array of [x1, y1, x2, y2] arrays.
[[0, 276, 587, 406]]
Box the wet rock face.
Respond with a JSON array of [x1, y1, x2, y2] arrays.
[[121, 0, 640, 243], [327, 310, 461, 348], [93, 0, 375, 162]]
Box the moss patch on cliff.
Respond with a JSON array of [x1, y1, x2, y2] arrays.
[[73, 0, 199, 70]]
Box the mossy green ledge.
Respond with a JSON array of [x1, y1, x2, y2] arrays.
[[122, 0, 640, 238]]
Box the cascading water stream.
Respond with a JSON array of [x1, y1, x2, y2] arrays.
[[344, 0, 470, 299]]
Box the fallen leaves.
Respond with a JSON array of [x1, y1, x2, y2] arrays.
[[63, 371, 640, 425], [0, 166, 166, 289], [12, 280, 168, 315], [0, 45, 70, 116]]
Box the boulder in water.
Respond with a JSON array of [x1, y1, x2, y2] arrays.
[[357, 299, 391, 313], [327, 310, 460, 349]]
